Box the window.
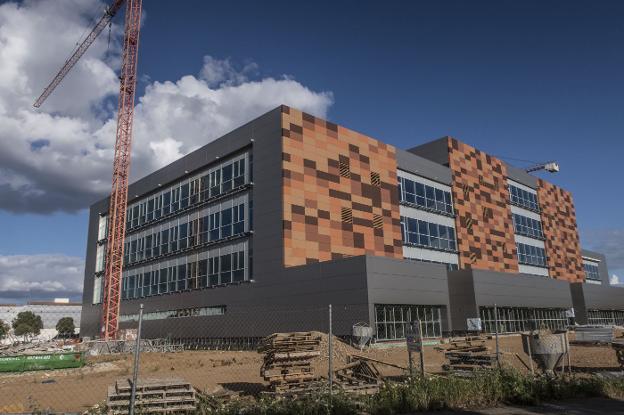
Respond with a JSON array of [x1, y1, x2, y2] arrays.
[[508, 184, 539, 211], [480, 307, 567, 333], [400, 216, 456, 252], [513, 214, 544, 239], [405, 257, 458, 271], [95, 244, 106, 273], [516, 243, 547, 267], [587, 309, 624, 326], [97, 215, 108, 240], [398, 176, 453, 215], [374, 304, 444, 340], [233, 204, 245, 235], [584, 262, 601, 281]]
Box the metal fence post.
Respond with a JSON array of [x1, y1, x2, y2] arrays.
[[328, 304, 333, 400], [494, 303, 500, 368], [129, 304, 144, 415], [418, 319, 425, 376]]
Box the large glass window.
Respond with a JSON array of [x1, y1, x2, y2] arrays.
[[480, 307, 567, 333], [398, 176, 453, 215], [513, 213, 544, 239], [374, 304, 444, 340], [95, 244, 106, 273], [120, 306, 226, 322], [516, 242, 547, 267], [125, 154, 249, 232], [587, 309, 624, 326], [508, 184, 539, 211], [121, 246, 249, 300], [400, 216, 456, 252], [97, 215, 108, 240], [584, 262, 601, 281]]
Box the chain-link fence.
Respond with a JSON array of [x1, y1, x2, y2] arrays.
[[1, 303, 623, 413]]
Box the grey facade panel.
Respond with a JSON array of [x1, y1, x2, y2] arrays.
[[581, 249, 610, 284], [504, 163, 538, 189], [406, 137, 450, 166], [570, 283, 624, 324], [448, 269, 573, 331], [396, 149, 452, 185], [447, 270, 477, 332], [365, 256, 452, 331]]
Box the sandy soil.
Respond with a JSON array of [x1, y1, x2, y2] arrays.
[[1, 333, 622, 413]]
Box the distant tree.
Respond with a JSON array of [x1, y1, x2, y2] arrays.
[[56, 317, 75, 337], [0, 319, 8, 339], [12, 311, 43, 339]]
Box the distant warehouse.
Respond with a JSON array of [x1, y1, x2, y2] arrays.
[[1, 298, 81, 331], [80, 106, 624, 341]]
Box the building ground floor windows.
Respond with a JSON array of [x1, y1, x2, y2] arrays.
[[374, 304, 444, 341], [587, 309, 624, 326], [480, 306, 568, 333]]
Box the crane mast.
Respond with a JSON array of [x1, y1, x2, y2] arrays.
[[33, 0, 143, 340], [101, 0, 142, 340]]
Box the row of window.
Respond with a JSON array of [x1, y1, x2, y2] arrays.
[[509, 184, 539, 212], [120, 306, 226, 323], [125, 156, 249, 232], [123, 203, 247, 267], [375, 304, 444, 340], [121, 249, 249, 300], [480, 306, 568, 333], [516, 242, 547, 268], [398, 176, 454, 215], [583, 262, 601, 281], [512, 213, 544, 239], [400, 216, 457, 252], [587, 309, 624, 326]]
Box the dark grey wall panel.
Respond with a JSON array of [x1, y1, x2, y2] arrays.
[[406, 137, 450, 166], [365, 257, 452, 331], [447, 270, 477, 332], [471, 270, 573, 310], [581, 249, 610, 284], [505, 163, 538, 188], [396, 149, 452, 185], [572, 283, 624, 320]]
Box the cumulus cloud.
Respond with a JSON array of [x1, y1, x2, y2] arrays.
[[0, 254, 84, 303], [0, 0, 333, 214], [611, 274, 623, 286]]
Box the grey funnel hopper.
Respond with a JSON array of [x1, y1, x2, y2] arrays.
[[522, 331, 569, 374]]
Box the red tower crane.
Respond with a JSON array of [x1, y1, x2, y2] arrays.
[[34, 0, 143, 340]]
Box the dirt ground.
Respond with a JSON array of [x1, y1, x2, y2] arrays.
[[1, 333, 622, 413]]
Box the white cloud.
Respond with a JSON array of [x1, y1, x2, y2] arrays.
[[0, 0, 333, 213], [0, 254, 84, 302], [610, 274, 623, 286]]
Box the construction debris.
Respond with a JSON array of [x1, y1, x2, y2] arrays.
[[333, 356, 382, 394], [258, 332, 322, 394], [107, 377, 196, 414], [83, 338, 184, 356], [437, 337, 497, 371]]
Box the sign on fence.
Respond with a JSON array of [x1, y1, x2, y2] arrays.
[[467, 318, 482, 331], [405, 321, 422, 352]]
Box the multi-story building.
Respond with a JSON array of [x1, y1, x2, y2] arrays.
[[80, 106, 624, 340]]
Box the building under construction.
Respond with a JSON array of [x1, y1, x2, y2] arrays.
[[79, 106, 624, 341]]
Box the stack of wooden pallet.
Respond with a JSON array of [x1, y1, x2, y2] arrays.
[[439, 337, 497, 371], [259, 332, 322, 394], [334, 356, 381, 394], [107, 377, 196, 414]]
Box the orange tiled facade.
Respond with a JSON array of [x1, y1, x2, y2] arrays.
[[447, 138, 519, 272], [537, 179, 585, 282], [281, 106, 403, 267]]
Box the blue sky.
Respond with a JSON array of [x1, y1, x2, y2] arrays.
[[0, 0, 622, 302]]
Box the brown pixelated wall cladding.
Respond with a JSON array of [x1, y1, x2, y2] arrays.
[[447, 138, 519, 272], [537, 180, 585, 282], [281, 106, 403, 267]]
